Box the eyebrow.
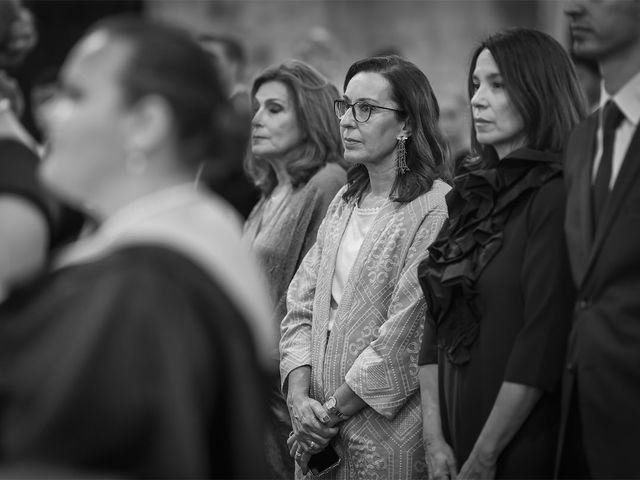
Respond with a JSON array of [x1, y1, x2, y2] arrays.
[[472, 72, 503, 81], [342, 95, 382, 104], [254, 97, 287, 106]]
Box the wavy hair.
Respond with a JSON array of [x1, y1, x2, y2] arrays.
[[341, 55, 450, 204], [465, 28, 587, 169], [245, 59, 343, 195]]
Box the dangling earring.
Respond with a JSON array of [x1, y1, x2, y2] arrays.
[[396, 136, 409, 174], [125, 148, 148, 176]]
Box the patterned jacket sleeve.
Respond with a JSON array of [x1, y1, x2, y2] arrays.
[[272, 170, 345, 325], [344, 205, 448, 419], [279, 190, 343, 392]]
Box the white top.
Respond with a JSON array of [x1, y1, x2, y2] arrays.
[[329, 204, 379, 330], [592, 71, 640, 188]]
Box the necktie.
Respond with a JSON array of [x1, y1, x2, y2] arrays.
[[592, 101, 624, 228]]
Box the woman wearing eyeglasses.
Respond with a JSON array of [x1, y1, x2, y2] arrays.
[[280, 55, 451, 479], [244, 59, 346, 479]]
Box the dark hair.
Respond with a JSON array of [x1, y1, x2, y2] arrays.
[[246, 59, 343, 195], [87, 15, 239, 179], [466, 28, 587, 168], [197, 33, 247, 67], [341, 55, 450, 204]]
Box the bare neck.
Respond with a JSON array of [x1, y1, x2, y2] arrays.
[[364, 160, 397, 198], [265, 146, 305, 188], [601, 43, 640, 95], [268, 158, 293, 187], [96, 169, 195, 221]]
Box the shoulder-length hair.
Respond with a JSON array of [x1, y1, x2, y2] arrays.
[[341, 55, 450, 204], [466, 28, 588, 169], [246, 59, 343, 196]]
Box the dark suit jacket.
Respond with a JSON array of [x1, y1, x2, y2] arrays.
[[560, 111, 640, 478]]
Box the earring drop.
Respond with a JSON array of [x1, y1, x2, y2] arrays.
[[396, 136, 409, 174]]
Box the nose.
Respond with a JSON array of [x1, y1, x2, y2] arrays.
[[470, 86, 487, 111], [563, 0, 584, 18], [339, 106, 356, 128], [251, 106, 263, 127]]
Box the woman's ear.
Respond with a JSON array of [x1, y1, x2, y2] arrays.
[[125, 94, 173, 153], [399, 118, 412, 139]]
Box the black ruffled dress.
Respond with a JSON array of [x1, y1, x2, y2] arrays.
[[418, 148, 575, 478]]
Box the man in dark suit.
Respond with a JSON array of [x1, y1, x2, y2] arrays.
[[560, 1, 640, 478]]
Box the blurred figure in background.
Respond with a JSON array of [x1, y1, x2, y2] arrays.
[[198, 33, 250, 114], [198, 33, 258, 218], [370, 46, 404, 58], [439, 90, 471, 175], [0, 0, 52, 301], [281, 55, 450, 479], [294, 26, 344, 89], [0, 15, 274, 478], [419, 28, 585, 479], [243, 59, 346, 479]]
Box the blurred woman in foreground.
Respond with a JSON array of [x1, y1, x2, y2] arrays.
[[0, 16, 275, 479]]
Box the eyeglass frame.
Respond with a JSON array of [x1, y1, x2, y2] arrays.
[[334, 99, 405, 123]]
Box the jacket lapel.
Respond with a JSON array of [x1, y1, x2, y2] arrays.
[[585, 123, 640, 282], [566, 116, 598, 287], [578, 119, 598, 254]]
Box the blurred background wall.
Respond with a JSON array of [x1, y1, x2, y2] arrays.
[[18, 0, 569, 136], [146, 0, 567, 98]]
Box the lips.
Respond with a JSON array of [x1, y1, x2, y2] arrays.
[[343, 137, 360, 144], [474, 118, 491, 124], [570, 25, 592, 35]]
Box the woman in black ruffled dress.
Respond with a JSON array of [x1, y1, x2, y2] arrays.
[[418, 28, 587, 479]]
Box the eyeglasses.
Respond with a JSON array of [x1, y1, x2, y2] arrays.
[[334, 99, 404, 123]]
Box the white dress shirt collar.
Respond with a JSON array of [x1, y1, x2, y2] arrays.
[[600, 70, 640, 126]]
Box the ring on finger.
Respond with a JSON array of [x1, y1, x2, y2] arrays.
[[309, 441, 316, 449]]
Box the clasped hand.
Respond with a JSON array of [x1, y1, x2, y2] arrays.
[[287, 393, 339, 474], [425, 438, 497, 480]]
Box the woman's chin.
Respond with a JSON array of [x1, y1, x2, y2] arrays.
[[343, 152, 363, 165], [39, 164, 80, 205]]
